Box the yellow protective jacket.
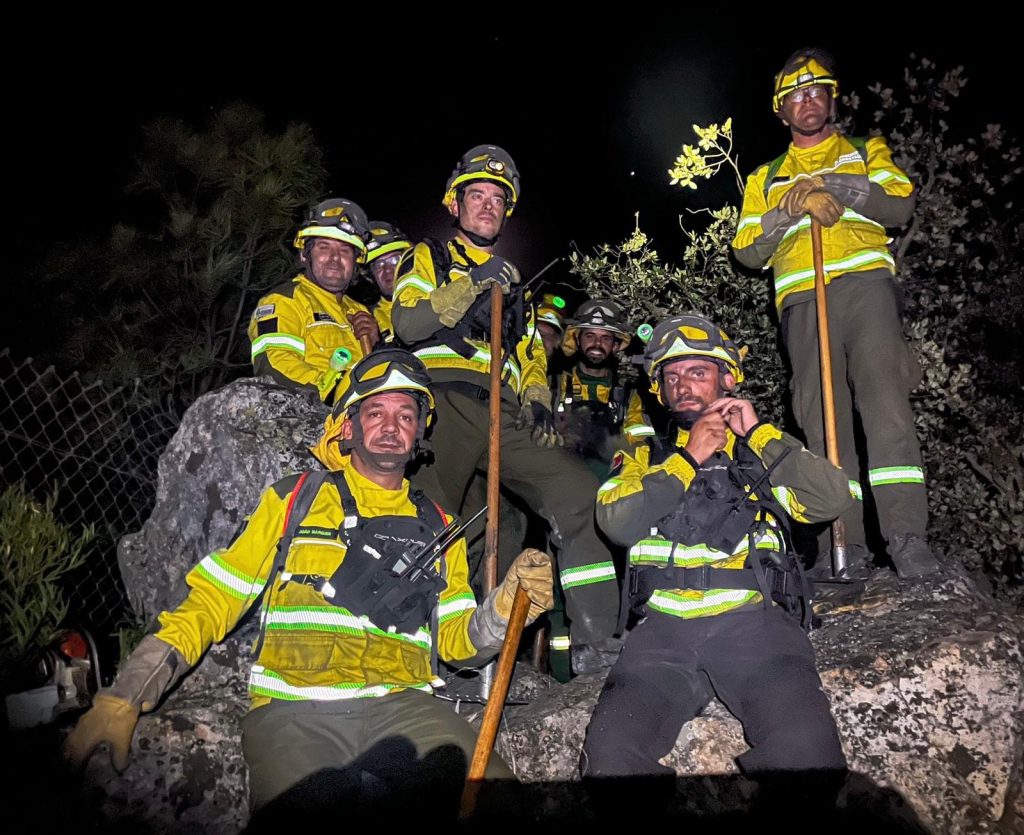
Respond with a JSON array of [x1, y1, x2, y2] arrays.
[[154, 461, 479, 710], [374, 296, 394, 345], [554, 367, 652, 447], [248, 273, 374, 401], [731, 133, 915, 311], [596, 423, 853, 619], [391, 239, 548, 403]]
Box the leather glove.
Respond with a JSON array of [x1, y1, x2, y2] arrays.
[[64, 635, 187, 770], [780, 175, 826, 217], [429, 276, 480, 328], [468, 255, 521, 294], [821, 173, 871, 210], [64, 694, 140, 771], [803, 190, 844, 227], [496, 548, 555, 621], [515, 384, 563, 448]]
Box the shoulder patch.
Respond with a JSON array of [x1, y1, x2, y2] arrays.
[[254, 304, 275, 319], [610, 451, 625, 477]]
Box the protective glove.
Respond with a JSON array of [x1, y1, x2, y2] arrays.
[[63, 635, 187, 770], [515, 384, 563, 448], [803, 190, 844, 227], [496, 548, 555, 621], [468, 255, 521, 294], [64, 694, 140, 771], [780, 175, 826, 217], [821, 172, 871, 210], [429, 276, 481, 328]]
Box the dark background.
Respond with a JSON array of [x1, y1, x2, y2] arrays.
[[10, 24, 1014, 295]]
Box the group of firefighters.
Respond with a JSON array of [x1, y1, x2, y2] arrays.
[[67, 48, 940, 821]]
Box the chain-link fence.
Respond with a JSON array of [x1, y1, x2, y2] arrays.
[[0, 349, 179, 636]]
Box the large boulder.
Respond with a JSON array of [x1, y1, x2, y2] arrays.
[[83, 380, 1022, 833]]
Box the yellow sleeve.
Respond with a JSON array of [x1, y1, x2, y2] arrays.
[[516, 306, 550, 395], [865, 136, 914, 197], [435, 537, 480, 663], [392, 243, 452, 343], [622, 390, 654, 446], [731, 164, 772, 253], [248, 288, 331, 400], [154, 483, 290, 665], [595, 445, 697, 546]]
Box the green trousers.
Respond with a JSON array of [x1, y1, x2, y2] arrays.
[[413, 386, 619, 644], [242, 690, 513, 817], [783, 271, 928, 549]]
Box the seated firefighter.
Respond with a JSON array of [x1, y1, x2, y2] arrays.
[[248, 198, 381, 403], [66, 349, 554, 821], [582, 315, 850, 809], [554, 299, 653, 469]]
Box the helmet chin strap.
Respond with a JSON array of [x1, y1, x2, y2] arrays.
[[453, 218, 500, 248]]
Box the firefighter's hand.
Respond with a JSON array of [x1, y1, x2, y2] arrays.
[[469, 255, 520, 294], [709, 397, 759, 437], [685, 410, 728, 465], [516, 385, 563, 448], [780, 176, 826, 217], [803, 190, 844, 227], [497, 549, 555, 621], [429, 277, 480, 328], [64, 694, 140, 772], [347, 311, 380, 350]]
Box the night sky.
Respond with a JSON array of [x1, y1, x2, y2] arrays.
[[11, 25, 1015, 297]]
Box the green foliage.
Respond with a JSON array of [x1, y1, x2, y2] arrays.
[[575, 61, 1023, 601], [571, 123, 787, 425], [846, 57, 1024, 600], [42, 103, 328, 412], [0, 482, 94, 686]]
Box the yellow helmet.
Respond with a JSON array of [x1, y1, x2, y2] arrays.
[[443, 145, 520, 217], [293, 198, 371, 262], [643, 314, 746, 403], [772, 51, 838, 113], [365, 221, 413, 264], [535, 292, 567, 333], [312, 349, 435, 469]]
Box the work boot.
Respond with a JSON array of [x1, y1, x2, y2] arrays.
[[570, 636, 623, 676], [889, 534, 940, 579], [807, 544, 873, 582]]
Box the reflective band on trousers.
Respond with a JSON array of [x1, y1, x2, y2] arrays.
[[868, 466, 925, 486], [560, 561, 617, 589]]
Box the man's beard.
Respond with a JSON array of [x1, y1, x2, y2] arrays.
[[669, 408, 703, 429], [578, 350, 614, 371], [351, 435, 413, 471]]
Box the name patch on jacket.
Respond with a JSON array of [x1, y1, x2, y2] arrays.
[[296, 526, 337, 540], [313, 312, 337, 324]]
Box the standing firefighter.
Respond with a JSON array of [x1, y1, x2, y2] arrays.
[[248, 198, 381, 403], [365, 221, 414, 345], [555, 299, 653, 468], [731, 48, 938, 580], [581, 315, 850, 812], [392, 145, 622, 674], [66, 349, 554, 822]]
